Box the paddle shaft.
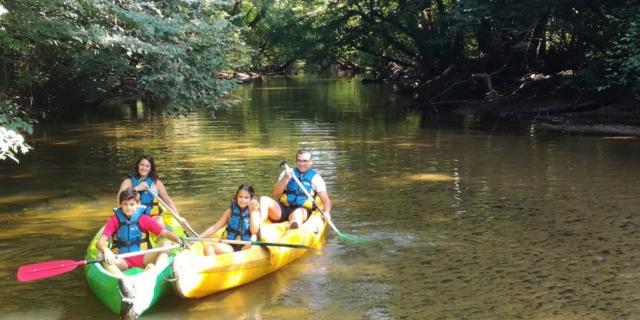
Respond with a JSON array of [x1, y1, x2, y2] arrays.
[[152, 193, 200, 237], [17, 244, 181, 282], [116, 243, 181, 258], [184, 237, 310, 249], [86, 243, 181, 265], [282, 163, 343, 236], [65, 244, 181, 266]]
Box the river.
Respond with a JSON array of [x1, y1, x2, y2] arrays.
[[2, 76, 640, 319]]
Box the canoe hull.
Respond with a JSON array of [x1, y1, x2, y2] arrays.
[[84, 251, 174, 317], [173, 211, 327, 298]]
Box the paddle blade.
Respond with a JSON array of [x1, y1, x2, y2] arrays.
[[17, 260, 85, 282], [336, 232, 372, 245]]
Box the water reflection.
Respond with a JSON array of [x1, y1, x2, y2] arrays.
[[2, 76, 640, 319]]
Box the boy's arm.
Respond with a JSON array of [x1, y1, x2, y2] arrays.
[[97, 217, 119, 264], [159, 229, 183, 245], [140, 216, 187, 247], [96, 234, 108, 251], [96, 235, 117, 264]]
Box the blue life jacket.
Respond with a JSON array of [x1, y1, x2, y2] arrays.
[[129, 174, 157, 214], [113, 206, 150, 253], [226, 201, 251, 242], [280, 168, 317, 209]]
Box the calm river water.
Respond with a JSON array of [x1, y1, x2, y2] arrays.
[[2, 76, 640, 319]]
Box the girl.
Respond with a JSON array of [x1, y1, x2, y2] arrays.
[[117, 155, 179, 216], [199, 184, 262, 255]]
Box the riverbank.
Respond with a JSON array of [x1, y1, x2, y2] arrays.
[[216, 71, 263, 83], [363, 64, 640, 137], [441, 94, 640, 137]]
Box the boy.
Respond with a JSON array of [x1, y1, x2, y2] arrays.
[[96, 188, 184, 272]]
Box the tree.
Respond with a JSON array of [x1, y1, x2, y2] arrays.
[[0, 0, 248, 117]]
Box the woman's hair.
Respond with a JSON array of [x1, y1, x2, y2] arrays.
[[235, 183, 255, 200], [131, 155, 159, 181], [119, 188, 138, 203]]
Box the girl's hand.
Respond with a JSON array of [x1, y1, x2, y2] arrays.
[[102, 248, 117, 265], [245, 234, 257, 250], [249, 199, 260, 212]]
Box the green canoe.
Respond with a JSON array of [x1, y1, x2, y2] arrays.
[[84, 208, 186, 319]]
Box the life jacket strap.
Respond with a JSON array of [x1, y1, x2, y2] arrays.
[[226, 226, 241, 234], [113, 239, 143, 247]]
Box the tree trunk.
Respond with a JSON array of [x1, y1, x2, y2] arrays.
[[527, 16, 548, 71], [231, 0, 243, 16], [248, 4, 267, 29]]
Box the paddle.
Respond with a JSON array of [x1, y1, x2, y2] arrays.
[[281, 161, 370, 244], [17, 244, 181, 282], [184, 237, 311, 249], [152, 193, 200, 237]]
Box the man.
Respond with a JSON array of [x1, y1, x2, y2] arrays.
[[269, 149, 332, 229]]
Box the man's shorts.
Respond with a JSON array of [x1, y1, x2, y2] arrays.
[[276, 204, 310, 222]]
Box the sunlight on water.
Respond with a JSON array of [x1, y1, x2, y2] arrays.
[[393, 142, 433, 148], [50, 139, 81, 146], [334, 140, 386, 145], [221, 147, 286, 158], [373, 173, 455, 187], [602, 136, 640, 141], [253, 87, 306, 90], [1, 308, 63, 320], [0, 193, 53, 205], [406, 173, 456, 182]]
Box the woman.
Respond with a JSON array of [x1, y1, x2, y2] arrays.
[[117, 155, 178, 215]]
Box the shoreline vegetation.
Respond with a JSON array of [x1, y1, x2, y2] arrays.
[[355, 61, 640, 134], [225, 66, 640, 136], [2, 1, 640, 162]]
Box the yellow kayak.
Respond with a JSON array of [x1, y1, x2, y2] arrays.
[[172, 210, 327, 298]]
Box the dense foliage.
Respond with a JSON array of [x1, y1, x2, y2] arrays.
[[244, 0, 640, 103], [236, 0, 328, 72], [0, 0, 248, 119], [3, 0, 637, 116], [0, 0, 252, 162]]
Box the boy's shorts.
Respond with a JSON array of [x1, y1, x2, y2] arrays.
[[123, 255, 145, 269]]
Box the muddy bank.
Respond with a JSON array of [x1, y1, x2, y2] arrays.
[[216, 71, 263, 83]]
